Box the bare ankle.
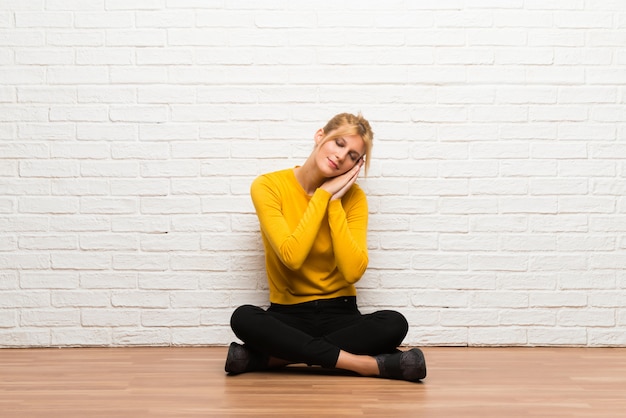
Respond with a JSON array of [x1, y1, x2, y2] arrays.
[[335, 351, 379, 376]]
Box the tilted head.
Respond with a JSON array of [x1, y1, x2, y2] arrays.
[[316, 112, 374, 175]]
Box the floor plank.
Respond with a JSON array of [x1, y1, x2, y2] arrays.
[[1, 346, 625, 417]]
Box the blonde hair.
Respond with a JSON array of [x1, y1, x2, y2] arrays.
[[320, 112, 373, 175]]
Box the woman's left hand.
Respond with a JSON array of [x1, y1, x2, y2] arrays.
[[329, 158, 363, 201]]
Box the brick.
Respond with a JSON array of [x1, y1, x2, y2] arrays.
[[0, 330, 50, 347], [379, 197, 437, 214], [15, 49, 73, 65], [141, 310, 200, 327], [440, 234, 499, 251], [51, 253, 110, 270], [51, 329, 111, 346], [0, 86, 14, 102], [136, 11, 195, 28], [528, 328, 587, 345], [111, 291, 169, 308], [470, 178, 528, 195], [107, 30, 166, 47], [20, 271, 79, 289], [80, 272, 137, 289], [470, 105, 527, 122], [80, 161, 138, 177], [559, 272, 616, 290], [0, 30, 44, 46], [49, 106, 109, 122], [0, 272, 18, 290], [20, 309, 80, 327], [470, 143, 530, 160], [0, 105, 47, 121], [18, 86, 76, 103], [170, 215, 229, 233], [112, 254, 169, 271], [112, 329, 171, 346], [559, 124, 615, 141], [140, 124, 198, 141], [82, 309, 139, 326], [109, 105, 168, 122], [77, 123, 138, 141], [47, 66, 108, 84], [74, 12, 134, 28], [171, 178, 228, 196], [593, 179, 626, 195], [138, 86, 195, 104], [0, 234, 16, 250], [47, 31, 104, 47], [559, 197, 616, 214], [173, 326, 232, 346], [442, 161, 499, 178], [170, 254, 229, 271], [590, 253, 626, 269], [412, 253, 469, 270], [588, 329, 626, 346], [469, 327, 527, 346], [111, 216, 169, 233], [49, 215, 110, 232], [80, 234, 138, 251], [411, 328, 468, 346], [110, 67, 168, 84], [470, 255, 528, 271], [0, 310, 16, 328], [408, 178, 468, 196], [558, 309, 615, 327], [441, 197, 499, 214], [0, 291, 49, 308], [18, 197, 78, 214], [0, 216, 48, 232], [138, 273, 198, 290], [52, 179, 108, 196], [140, 197, 201, 214], [76, 48, 134, 65], [0, 143, 48, 159], [51, 291, 110, 308], [141, 234, 199, 251], [15, 12, 72, 27], [111, 142, 169, 159], [137, 48, 193, 65], [19, 234, 77, 250]]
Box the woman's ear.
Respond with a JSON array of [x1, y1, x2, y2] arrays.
[[314, 128, 325, 145]]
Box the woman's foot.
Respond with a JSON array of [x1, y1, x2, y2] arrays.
[[224, 342, 268, 375], [375, 348, 427, 382]]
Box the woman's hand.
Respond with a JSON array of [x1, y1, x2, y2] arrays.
[[321, 158, 364, 201]]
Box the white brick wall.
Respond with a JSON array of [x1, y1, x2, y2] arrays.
[[1, 1, 626, 348]]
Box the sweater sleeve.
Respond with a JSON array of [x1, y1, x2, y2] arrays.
[[250, 175, 332, 271], [327, 185, 369, 284]]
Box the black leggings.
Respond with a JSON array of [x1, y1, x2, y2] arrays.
[[229, 296, 409, 368]]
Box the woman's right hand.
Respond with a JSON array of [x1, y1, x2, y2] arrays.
[[320, 158, 363, 200]]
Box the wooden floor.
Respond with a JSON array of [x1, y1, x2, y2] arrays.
[[1, 346, 625, 417]]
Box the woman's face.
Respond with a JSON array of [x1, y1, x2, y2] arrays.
[[314, 129, 365, 178]]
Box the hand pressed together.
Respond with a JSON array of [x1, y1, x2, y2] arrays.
[[320, 158, 364, 201]]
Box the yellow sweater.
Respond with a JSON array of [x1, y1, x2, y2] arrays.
[[250, 168, 369, 305]]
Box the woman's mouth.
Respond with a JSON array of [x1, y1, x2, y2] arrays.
[[327, 158, 338, 169]]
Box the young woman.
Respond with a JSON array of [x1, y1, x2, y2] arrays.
[[225, 113, 426, 382]]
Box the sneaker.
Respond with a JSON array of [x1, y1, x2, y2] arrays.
[[375, 348, 426, 382], [224, 342, 267, 375]]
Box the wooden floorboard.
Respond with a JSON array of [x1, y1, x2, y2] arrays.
[[0, 346, 625, 417]]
